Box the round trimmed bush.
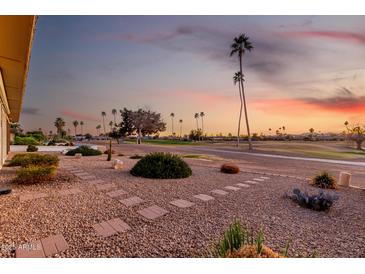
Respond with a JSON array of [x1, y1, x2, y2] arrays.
[[13, 165, 56, 185], [9, 153, 59, 167], [311, 171, 336, 189], [221, 163, 240, 174], [26, 144, 38, 152], [130, 152, 192, 179], [65, 145, 102, 156]]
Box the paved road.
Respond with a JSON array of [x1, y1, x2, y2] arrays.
[[90, 142, 365, 189]]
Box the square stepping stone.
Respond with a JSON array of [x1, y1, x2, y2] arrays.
[[16, 241, 45, 258], [80, 175, 97, 180], [19, 193, 48, 202], [138, 205, 169, 220], [260, 176, 270, 180], [253, 178, 265, 182], [96, 183, 116, 191], [119, 196, 144, 207], [211, 189, 228, 196], [73, 172, 89, 176], [93, 218, 131, 238], [106, 189, 127, 198], [107, 218, 131, 232], [237, 183, 250, 188], [170, 199, 195, 208], [89, 179, 105, 185], [41, 234, 69, 257], [193, 194, 214, 201], [224, 186, 240, 191], [58, 188, 82, 196], [93, 221, 117, 238], [245, 180, 258, 185]]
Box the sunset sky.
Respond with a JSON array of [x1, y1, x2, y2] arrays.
[[20, 16, 365, 135]]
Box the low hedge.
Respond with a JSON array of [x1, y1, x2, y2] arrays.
[[13, 165, 56, 184], [65, 145, 102, 156], [130, 152, 192, 179], [9, 153, 59, 167], [13, 136, 39, 145]]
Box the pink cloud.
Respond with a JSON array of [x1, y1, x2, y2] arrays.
[[252, 97, 365, 115], [60, 109, 100, 122], [281, 31, 365, 45]]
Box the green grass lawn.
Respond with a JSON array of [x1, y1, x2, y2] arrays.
[[126, 139, 200, 146]]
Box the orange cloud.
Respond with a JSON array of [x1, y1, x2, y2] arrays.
[[281, 31, 365, 45]]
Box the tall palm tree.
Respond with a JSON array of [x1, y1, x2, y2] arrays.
[[170, 112, 175, 136], [101, 111, 106, 135], [96, 125, 101, 136], [179, 119, 183, 138], [109, 121, 113, 132], [233, 71, 244, 146], [80, 121, 84, 135], [112, 109, 117, 125], [230, 34, 254, 150], [54, 117, 66, 137], [200, 112, 205, 135], [194, 113, 199, 130], [72, 120, 79, 136]]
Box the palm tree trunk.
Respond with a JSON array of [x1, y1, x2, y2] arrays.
[[171, 117, 174, 137], [180, 124, 182, 139], [74, 127, 76, 136], [137, 128, 142, 144], [196, 119, 199, 130], [102, 117, 106, 135], [113, 115, 116, 125], [201, 117, 204, 140], [237, 82, 243, 147], [239, 53, 253, 150], [81, 126, 83, 135]]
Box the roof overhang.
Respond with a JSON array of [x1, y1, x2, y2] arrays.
[[0, 15, 37, 122]]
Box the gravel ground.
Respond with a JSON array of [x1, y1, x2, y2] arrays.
[[0, 150, 364, 258]]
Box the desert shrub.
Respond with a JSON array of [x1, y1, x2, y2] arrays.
[[220, 163, 240, 174], [13, 165, 56, 184], [26, 145, 38, 152], [13, 136, 39, 145], [288, 188, 338, 211], [130, 152, 192, 179], [118, 153, 124, 156], [217, 220, 282, 258], [9, 153, 59, 167], [311, 171, 337, 189], [65, 145, 102, 156], [47, 140, 56, 146], [129, 154, 143, 159]]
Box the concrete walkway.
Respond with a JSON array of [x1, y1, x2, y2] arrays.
[[197, 147, 365, 167]]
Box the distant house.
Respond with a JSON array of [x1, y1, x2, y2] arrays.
[[0, 16, 36, 168]]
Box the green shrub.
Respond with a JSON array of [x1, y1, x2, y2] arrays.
[[288, 188, 338, 211], [13, 136, 39, 145], [129, 154, 143, 159], [9, 153, 59, 167], [65, 145, 102, 156], [26, 145, 38, 152], [221, 163, 240, 174], [217, 220, 246, 257], [130, 152, 192, 179], [311, 171, 337, 189], [13, 165, 56, 184]]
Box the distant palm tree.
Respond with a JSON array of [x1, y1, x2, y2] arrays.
[[194, 113, 199, 130], [96, 124, 101, 136], [80, 121, 84, 135], [112, 109, 117, 125], [233, 71, 244, 146], [54, 117, 66, 137], [101, 111, 106, 134], [170, 113, 175, 136], [200, 112, 205, 135], [179, 119, 183, 138], [230, 34, 254, 150], [109, 121, 113, 132], [72, 120, 79, 136]]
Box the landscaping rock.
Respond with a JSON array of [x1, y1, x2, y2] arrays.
[[112, 159, 124, 170], [339, 172, 351, 187], [0, 187, 12, 195], [74, 153, 82, 159]]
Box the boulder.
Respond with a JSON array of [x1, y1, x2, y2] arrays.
[[75, 153, 82, 159], [112, 159, 123, 170], [338, 172, 351, 187]]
